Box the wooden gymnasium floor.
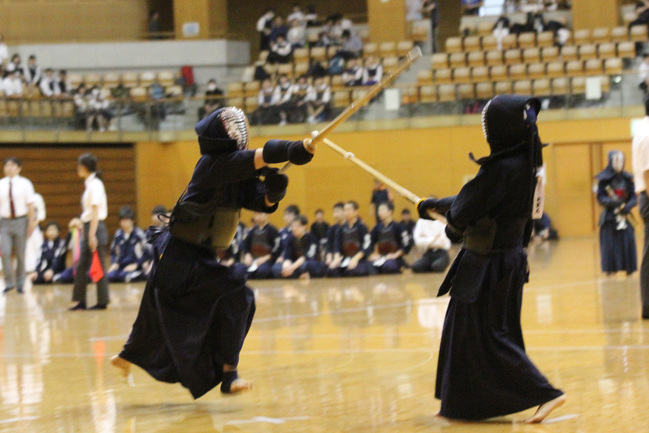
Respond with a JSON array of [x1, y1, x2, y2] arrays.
[[1, 237, 648, 433]]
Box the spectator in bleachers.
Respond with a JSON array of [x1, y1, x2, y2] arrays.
[[242, 212, 281, 279], [306, 76, 330, 123], [268, 33, 293, 64], [272, 73, 293, 126], [308, 59, 328, 78], [287, 4, 305, 25], [0, 35, 8, 68], [3, 69, 23, 98], [254, 78, 276, 124], [406, 0, 424, 22], [362, 56, 383, 86], [147, 9, 162, 39], [287, 18, 306, 48], [422, 0, 440, 53], [269, 16, 289, 43], [198, 78, 224, 120], [336, 29, 363, 60], [492, 16, 511, 50], [257, 9, 276, 51], [640, 53, 649, 94], [332, 14, 354, 40], [31, 221, 68, 285], [305, 5, 320, 27], [73, 84, 90, 128], [5, 54, 23, 79], [106, 206, 149, 283], [342, 58, 363, 87], [24, 55, 41, 90], [40, 68, 60, 98], [87, 88, 115, 132], [287, 74, 311, 123], [314, 31, 333, 47], [273, 215, 326, 279], [146, 79, 167, 128], [461, 0, 483, 16], [57, 70, 71, 96]]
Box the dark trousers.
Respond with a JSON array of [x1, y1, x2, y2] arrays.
[[639, 192, 649, 318], [72, 222, 109, 306], [412, 249, 450, 273], [271, 260, 326, 278], [326, 259, 370, 277]]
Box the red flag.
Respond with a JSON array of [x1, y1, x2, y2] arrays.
[[89, 250, 104, 283]]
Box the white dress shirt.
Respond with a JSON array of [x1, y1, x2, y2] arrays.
[[413, 219, 451, 252], [632, 116, 649, 193], [81, 173, 108, 222], [0, 43, 8, 65], [0, 175, 35, 219], [40, 75, 61, 97], [3, 76, 23, 96]]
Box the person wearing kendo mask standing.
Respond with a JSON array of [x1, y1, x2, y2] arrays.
[[417, 95, 566, 423], [595, 151, 637, 276], [110, 106, 315, 398]]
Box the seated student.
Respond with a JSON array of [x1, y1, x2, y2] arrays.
[[306, 76, 331, 124], [52, 218, 84, 284], [31, 221, 68, 284], [217, 222, 248, 276], [267, 33, 293, 64], [362, 56, 383, 86], [279, 204, 300, 242], [310, 208, 330, 254], [369, 202, 411, 274], [150, 204, 169, 228], [532, 212, 558, 241], [242, 212, 281, 279], [342, 58, 363, 87], [273, 215, 326, 279], [106, 206, 150, 283], [327, 201, 372, 277], [400, 208, 416, 240], [411, 216, 451, 273], [287, 74, 311, 123], [272, 74, 294, 126], [324, 202, 345, 267]]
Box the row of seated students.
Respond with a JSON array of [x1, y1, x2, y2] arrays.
[[221, 202, 452, 280], [31, 205, 164, 285]]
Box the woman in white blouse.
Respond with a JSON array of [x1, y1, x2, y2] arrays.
[[70, 153, 109, 310]]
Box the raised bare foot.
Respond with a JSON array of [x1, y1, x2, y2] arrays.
[[525, 394, 567, 424], [110, 355, 134, 386], [227, 378, 253, 394], [220, 369, 253, 394]]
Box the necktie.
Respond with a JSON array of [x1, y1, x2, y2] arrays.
[[9, 179, 15, 219]]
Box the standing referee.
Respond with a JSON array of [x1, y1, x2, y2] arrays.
[[0, 157, 35, 294], [69, 153, 109, 310]]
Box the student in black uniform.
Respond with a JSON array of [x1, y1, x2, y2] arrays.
[[242, 212, 281, 279], [327, 201, 372, 277], [110, 106, 314, 398], [31, 221, 68, 284], [369, 202, 411, 274], [400, 208, 416, 239], [417, 95, 565, 423], [217, 221, 247, 276], [273, 215, 325, 279], [324, 202, 345, 267], [106, 206, 150, 283], [595, 150, 637, 276], [279, 204, 300, 242], [310, 208, 330, 254]]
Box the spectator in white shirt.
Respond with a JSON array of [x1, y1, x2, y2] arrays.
[[305, 5, 320, 27], [272, 74, 293, 125], [287, 4, 305, 25], [362, 56, 383, 85], [287, 19, 306, 48], [24, 55, 41, 88], [40, 68, 61, 98], [306, 76, 330, 123], [288, 74, 311, 123], [254, 78, 276, 125], [57, 70, 71, 96], [256, 9, 275, 51], [406, 0, 424, 21], [87, 88, 114, 132], [268, 34, 293, 64], [411, 217, 451, 273], [3, 70, 23, 97], [4, 54, 23, 79], [0, 156, 36, 293], [0, 35, 8, 67]]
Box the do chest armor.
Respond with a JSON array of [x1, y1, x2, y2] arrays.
[[341, 226, 361, 257], [377, 225, 399, 255]]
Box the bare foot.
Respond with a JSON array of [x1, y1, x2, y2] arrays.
[[227, 378, 253, 394], [110, 355, 134, 386], [525, 394, 567, 424]]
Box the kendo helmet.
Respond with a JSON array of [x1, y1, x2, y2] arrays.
[[194, 106, 250, 154], [472, 94, 543, 166]]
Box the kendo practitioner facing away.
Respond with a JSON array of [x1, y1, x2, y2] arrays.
[[595, 151, 637, 276], [417, 95, 565, 423], [110, 107, 314, 398]]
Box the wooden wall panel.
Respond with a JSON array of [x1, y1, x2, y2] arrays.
[[0, 144, 136, 237]]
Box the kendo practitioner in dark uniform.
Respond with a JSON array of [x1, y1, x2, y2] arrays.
[[106, 206, 151, 283], [327, 201, 372, 277], [272, 215, 326, 278], [417, 95, 565, 423], [324, 202, 345, 267], [110, 106, 314, 398], [32, 221, 68, 284], [242, 212, 281, 279], [595, 150, 637, 275], [310, 209, 330, 255], [369, 202, 411, 274], [279, 204, 299, 242]]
